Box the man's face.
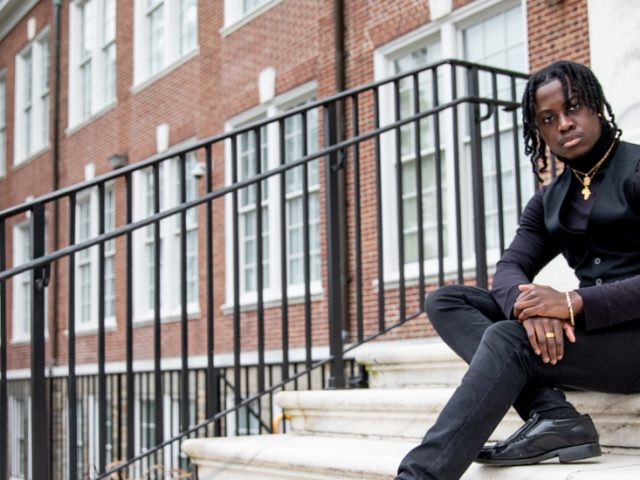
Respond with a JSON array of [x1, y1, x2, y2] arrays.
[[534, 78, 602, 160]]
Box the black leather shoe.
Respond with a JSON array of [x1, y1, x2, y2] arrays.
[[475, 413, 601, 466]]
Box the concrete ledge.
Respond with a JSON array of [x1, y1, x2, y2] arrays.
[[276, 388, 640, 448], [182, 434, 640, 480], [276, 387, 522, 442]]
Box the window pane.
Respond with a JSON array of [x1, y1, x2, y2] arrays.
[[180, 0, 197, 55], [148, 3, 164, 75]]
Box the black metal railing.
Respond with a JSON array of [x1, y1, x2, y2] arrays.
[[0, 59, 531, 479]]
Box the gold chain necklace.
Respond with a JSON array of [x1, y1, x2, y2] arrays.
[[570, 134, 619, 200]]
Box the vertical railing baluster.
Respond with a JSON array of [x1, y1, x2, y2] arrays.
[[152, 163, 164, 457], [373, 86, 385, 331], [491, 72, 505, 254], [279, 118, 290, 384], [412, 73, 425, 302], [179, 153, 190, 457], [351, 95, 363, 344], [452, 65, 464, 284], [125, 172, 135, 462], [204, 144, 219, 435], [255, 127, 265, 427], [393, 79, 407, 322], [467, 66, 488, 289], [0, 218, 7, 480], [68, 193, 78, 480], [97, 183, 107, 474], [31, 202, 50, 480], [302, 111, 312, 386], [511, 77, 525, 218], [324, 101, 345, 389], [231, 136, 242, 435], [432, 68, 445, 287]]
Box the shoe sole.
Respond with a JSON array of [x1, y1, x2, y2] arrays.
[[475, 443, 602, 466]]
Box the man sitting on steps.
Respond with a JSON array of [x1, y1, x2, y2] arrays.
[[396, 60, 640, 479]]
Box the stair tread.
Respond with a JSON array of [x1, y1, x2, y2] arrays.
[[277, 386, 640, 413], [183, 433, 640, 479]]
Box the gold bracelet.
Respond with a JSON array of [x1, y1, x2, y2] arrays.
[[565, 291, 575, 327]]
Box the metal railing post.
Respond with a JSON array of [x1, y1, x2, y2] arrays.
[[324, 101, 345, 389], [467, 66, 488, 289], [31, 203, 50, 480]]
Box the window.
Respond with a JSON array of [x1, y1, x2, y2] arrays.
[[133, 0, 198, 85], [237, 124, 270, 294], [8, 394, 30, 479], [69, 0, 117, 127], [224, 0, 275, 28], [225, 87, 321, 306], [462, 5, 529, 252], [74, 185, 116, 331], [283, 107, 321, 289], [225, 396, 260, 436], [376, 1, 531, 281], [14, 31, 49, 164], [133, 153, 199, 321], [0, 72, 6, 177], [12, 221, 32, 342]]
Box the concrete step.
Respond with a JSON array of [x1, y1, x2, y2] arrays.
[[354, 339, 467, 389], [276, 387, 640, 448], [276, 387, 522, 442], [182, 434, 640, 479]]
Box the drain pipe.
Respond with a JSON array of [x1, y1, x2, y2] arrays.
[[333, 0, 349, 343], [50, 0, 62, 368]]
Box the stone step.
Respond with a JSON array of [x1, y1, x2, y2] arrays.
[[276, 387, 640, 448], [354, 339, 467, 389], [276, 387, 522, 443], [182, 434, 640, 479]]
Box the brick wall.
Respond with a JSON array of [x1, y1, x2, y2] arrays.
[[528, 0, 590, 72]]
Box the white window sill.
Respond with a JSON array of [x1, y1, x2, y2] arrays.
[[133, 309, 201, 327], [10, 335, 32, 345], [131, 49, 199, 95], [13, 144, 50, 170], [65, 102, 117, 137], [220, 0, 283, 37], [64, 317, 118, 337], [221, 286, 324, 315]]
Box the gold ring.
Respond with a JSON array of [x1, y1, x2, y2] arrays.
[[545, 332, 556, 338]]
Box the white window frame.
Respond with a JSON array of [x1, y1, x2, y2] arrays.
[[133, 393, 193, 473], [132, 152, 200, 323], [224, 82, 322, 308], [222, 0, 282, 31], [133, 0, 198, 87], [68, 0, 117, 128], [0, 70, 7, 177], [8, 394, 31, 480], [12, 220, 33, 343], [374, 0, 530, 285], [73, 184, 117, 333], [14, 29, 49, 165]]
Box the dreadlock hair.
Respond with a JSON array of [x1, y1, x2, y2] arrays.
[[521, 60, 620, 180]]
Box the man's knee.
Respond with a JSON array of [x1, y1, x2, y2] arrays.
[[424, 284, 478, 321]]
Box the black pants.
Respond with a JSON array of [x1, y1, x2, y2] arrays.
[[396, 285, 640, 480]]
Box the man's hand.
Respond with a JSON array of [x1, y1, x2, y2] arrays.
[[521, 317, 576, 365], [514, 284, 577, 322]]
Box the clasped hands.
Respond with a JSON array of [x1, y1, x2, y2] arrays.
[[513, 284, 579, 365]]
